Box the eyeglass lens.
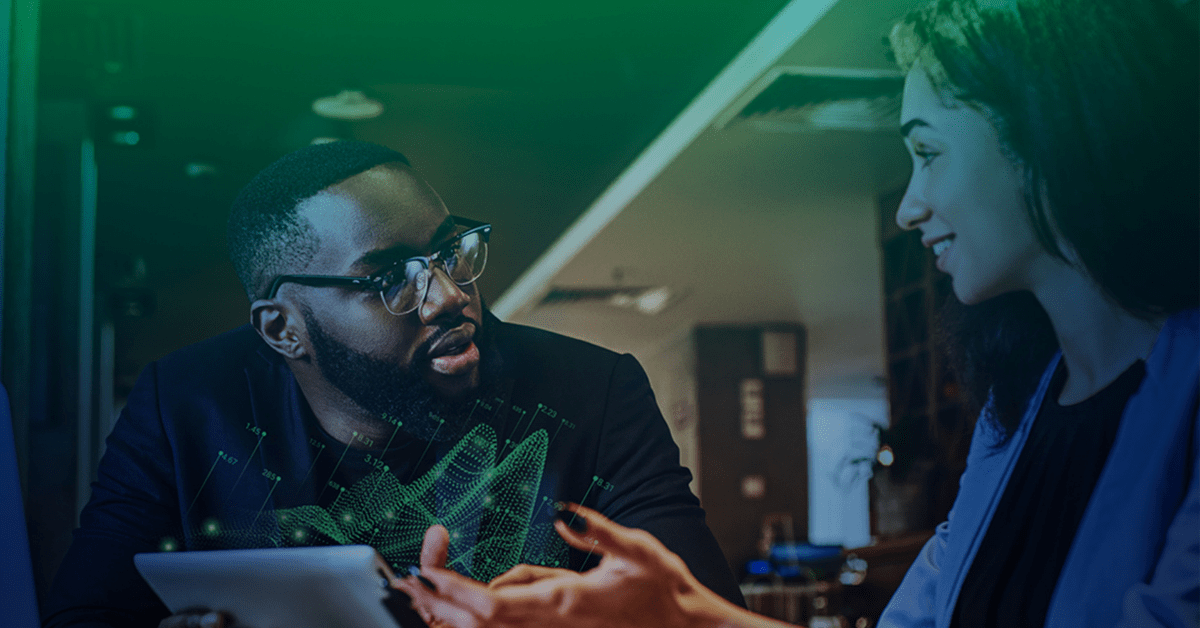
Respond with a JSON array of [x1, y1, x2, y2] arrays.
[[380, 230, 488, 315]]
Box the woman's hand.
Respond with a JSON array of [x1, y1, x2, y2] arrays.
[[409, 524, 454, 628], [395, 503, 748, 628]]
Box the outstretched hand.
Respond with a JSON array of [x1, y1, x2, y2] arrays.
[[395, 503, 748, 628], [407, 524, 452, 628]]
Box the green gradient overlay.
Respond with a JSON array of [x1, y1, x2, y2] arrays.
[[202, 423, 568, 582]]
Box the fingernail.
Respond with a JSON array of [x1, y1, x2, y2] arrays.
[[555, 508, 587, 534], [199, 612, 223, 628], [552, 501, 567, 512], [407, 565, 438, 592]]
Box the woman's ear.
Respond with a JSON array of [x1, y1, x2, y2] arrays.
[[251, 299, 309, 361]]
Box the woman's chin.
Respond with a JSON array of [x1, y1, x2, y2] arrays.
[[949, 277, 990, 306], [954, 280, 1030, 307]]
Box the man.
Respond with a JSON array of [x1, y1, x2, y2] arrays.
[[42, 141, 741, 627]]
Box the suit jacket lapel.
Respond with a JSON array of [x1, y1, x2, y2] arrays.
[[935, 353, 1061, 628]]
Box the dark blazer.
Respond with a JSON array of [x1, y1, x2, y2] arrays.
[[44, 314, 742, 627]]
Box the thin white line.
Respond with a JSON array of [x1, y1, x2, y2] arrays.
[[492, 0, 839, 320]]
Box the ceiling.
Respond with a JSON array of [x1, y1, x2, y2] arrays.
[[35, 0, 922, 394], [506, 0, 920, 399], [36, 0, 794, 368]]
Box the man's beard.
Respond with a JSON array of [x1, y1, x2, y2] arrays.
[[302, 309, 499, 442]]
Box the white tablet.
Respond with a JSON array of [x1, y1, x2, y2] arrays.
[[135, 545, 428, 628]]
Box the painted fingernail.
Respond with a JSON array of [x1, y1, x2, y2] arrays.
[[407, 565, 438, 592], [555, 508, 588, 534]]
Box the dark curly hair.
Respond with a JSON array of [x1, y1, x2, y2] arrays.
[[890, 0, 1199, 437], [227, 140, 411, 301]]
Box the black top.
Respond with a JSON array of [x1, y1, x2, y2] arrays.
[[952, 359, 1147, 627], [44, 313, 743, 627]]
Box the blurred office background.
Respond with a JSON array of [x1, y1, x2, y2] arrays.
[[3, 0, 973, 624]]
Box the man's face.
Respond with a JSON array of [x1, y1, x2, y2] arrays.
[[290, 164, 486, 414], [300, 303, 494, 441]]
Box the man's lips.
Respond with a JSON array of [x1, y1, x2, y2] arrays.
[[425, 324, 476, 360], [423, 323, 480, 378], [429, 342, 479, 377]]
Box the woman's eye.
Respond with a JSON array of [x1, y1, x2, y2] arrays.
[[913, 145, 939, 167]]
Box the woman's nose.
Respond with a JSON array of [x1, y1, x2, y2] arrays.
[[895, 180, 932, 231]]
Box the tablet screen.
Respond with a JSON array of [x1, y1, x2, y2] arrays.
[[135, 545, 429, 628]]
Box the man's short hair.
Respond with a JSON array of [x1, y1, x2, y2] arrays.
[[227, 140, 411, 301]]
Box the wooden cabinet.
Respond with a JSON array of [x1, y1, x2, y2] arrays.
[[694, 325, 808, 573]]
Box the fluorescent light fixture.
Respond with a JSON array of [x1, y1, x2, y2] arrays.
[[109, 105, 137, 120], [111, 130, 140, 146], [748, 99, 897, 133], [543, 285, 678, 315], [634, 286, 672, 315], [312, 90, 384, 120], [184, 162, 219, 178], [605, 286, 674, 315], [715, 66, 903, 132], [608, 293, 636, 308]]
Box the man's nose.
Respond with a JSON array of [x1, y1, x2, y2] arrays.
[[895, 180, 932, 231], [418, 266, 471, 324]]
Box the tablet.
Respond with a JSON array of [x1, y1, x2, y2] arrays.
[[135, 545, 428, 628]]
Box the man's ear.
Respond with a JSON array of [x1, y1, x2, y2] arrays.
[[250, 299, 309, 361]]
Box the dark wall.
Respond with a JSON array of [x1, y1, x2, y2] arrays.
[[695, 325, 807, 574], [23, 101, 96, 603]]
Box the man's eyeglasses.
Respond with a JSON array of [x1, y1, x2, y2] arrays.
[[264, 216, 491, 316]]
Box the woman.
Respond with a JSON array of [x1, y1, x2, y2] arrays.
[[398, 0, 1199, 625]]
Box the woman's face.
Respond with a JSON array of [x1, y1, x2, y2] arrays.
[[895, 66, 1048, 305]]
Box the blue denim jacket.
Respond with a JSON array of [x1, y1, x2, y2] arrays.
[[880, 308, 1199, 628]]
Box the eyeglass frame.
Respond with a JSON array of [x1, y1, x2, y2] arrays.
[[262, 215, 491, 315]]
